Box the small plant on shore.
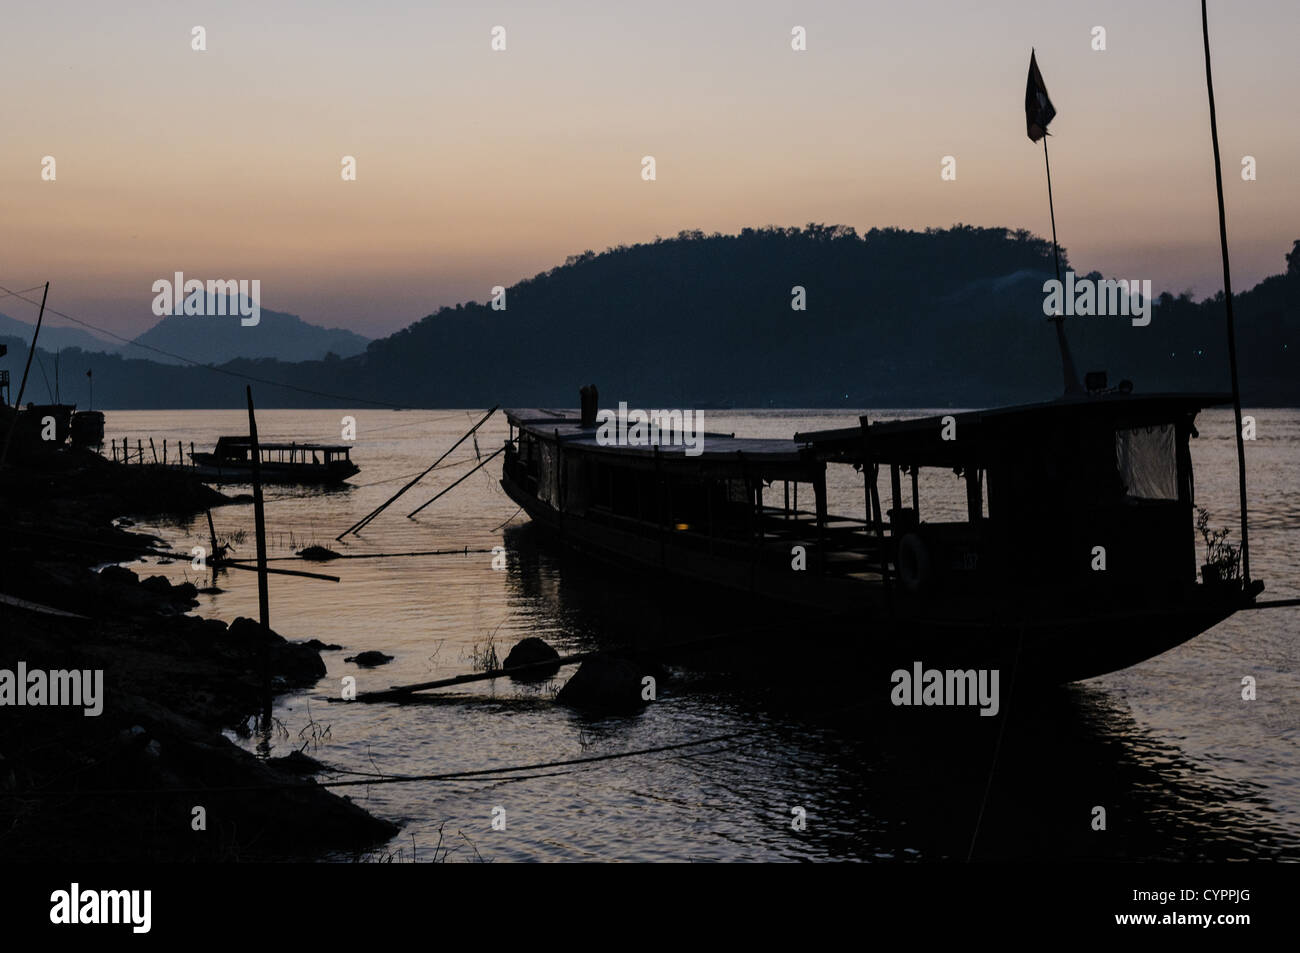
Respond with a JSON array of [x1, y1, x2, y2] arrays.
[[459, 830, 488, 863], [215, 529, 245, 558], [297, 700, 332, 751], [467, 638, 499, 672], [466, 624, 504, 673], [1196, 506, 1242, 583]]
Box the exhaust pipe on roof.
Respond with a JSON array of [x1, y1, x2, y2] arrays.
[[579, 384, 599, 429]]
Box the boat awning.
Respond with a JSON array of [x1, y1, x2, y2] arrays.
[[794, 392, 1231, 467]]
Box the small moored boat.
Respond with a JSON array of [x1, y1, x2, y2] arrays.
[[190, 436, 359, 485]]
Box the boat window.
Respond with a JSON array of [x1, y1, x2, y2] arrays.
[[1114, 424, 1178, 501]]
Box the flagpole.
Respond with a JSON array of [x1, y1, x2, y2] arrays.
[[1041, 135, 1082, 395], [1043, 138, 1061, 286], [1200, 0, 1250, 586]]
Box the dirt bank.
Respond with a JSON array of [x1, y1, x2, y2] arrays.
[[0, 448, 398, 861]]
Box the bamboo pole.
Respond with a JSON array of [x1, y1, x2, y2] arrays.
[[232, 547, 495, 562], [356, 650, 604, 701], [356, 629, 747, 702], [337, 405, 498, 539], [221, 561, 340, 582], [1200, 0, 1251, 586], [406, 446, 504, 518]]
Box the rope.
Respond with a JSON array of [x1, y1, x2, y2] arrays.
[[31, 693, 872, 798], [965, 615, 1027, 862]]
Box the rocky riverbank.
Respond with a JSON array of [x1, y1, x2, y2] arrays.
[[0, 449, 398, 861]]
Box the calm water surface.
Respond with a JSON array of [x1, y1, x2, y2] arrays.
[[110, 408, 1300, 861]]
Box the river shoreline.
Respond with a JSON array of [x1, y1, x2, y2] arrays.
[[0, 449, 398, 861]]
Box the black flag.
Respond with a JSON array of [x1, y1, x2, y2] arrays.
[[1025, 49, 1056, 142]]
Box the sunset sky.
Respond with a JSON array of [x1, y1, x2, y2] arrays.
[[2, 0, 1296, 343]]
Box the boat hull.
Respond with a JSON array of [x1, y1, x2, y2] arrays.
[[189, 454, 359, 485], [501, 468, 1239, 686]]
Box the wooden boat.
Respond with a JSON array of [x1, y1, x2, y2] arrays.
[[500, 391, 1263, 685], [189, 436, 359, 485]]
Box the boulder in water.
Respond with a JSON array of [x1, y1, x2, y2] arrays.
[[303, 638, 343, 652], [503, 637, 561, 680], [344, 650, 394, 667], [556, 655, 654, 713], [297, 545, 341, 562]]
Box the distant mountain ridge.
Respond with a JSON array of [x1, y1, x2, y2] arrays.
[[131, 299, 369, 365], [0, 299, 369, 366], [0, 312, 117, 355], [2, 226, 1297, 409]]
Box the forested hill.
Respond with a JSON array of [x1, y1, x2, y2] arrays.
[[358, 224, 1300, 407], [3, 225, 1297, 409]]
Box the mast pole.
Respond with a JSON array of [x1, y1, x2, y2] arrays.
[[1200, 0, 1251, 585], [0, 282, 50, 469], [1043, 136, 1082, 396]]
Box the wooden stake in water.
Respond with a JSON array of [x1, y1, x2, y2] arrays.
[[206, 509, 220, 567], [246, 386, 272, 722]]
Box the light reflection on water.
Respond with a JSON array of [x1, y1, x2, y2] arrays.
[[116, 408, 1300, 861]]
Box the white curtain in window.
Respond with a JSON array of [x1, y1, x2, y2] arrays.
[[1115, 424, 1177, 500]]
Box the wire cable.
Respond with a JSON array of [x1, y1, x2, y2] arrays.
[[0, 283, 419, 409]]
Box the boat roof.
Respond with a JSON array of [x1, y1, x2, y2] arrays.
[[506, 408, 807, 470], [509, 391, 1230, 470], [794, 391, 1232, 465]]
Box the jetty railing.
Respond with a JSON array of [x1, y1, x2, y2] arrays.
[[107, 437, 198, 468]]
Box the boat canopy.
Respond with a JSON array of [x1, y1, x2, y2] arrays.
[[209, 436, 354, 464], [793, 392, 1232, 467]]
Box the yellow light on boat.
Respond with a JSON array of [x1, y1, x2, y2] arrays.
[[674, 523, 690, 531]]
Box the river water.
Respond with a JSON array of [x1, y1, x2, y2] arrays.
[[108, 407, 1300, 862]]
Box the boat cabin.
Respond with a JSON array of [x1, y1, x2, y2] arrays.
[[795, 392, 1225, 604], [503, 392, 1229, 613], [208, 436, 355, 468], [189, 436, 360, 484]]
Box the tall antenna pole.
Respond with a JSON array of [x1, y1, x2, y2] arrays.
[[1200, 0, 1251, 585], [0, 282, 49, 469]]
